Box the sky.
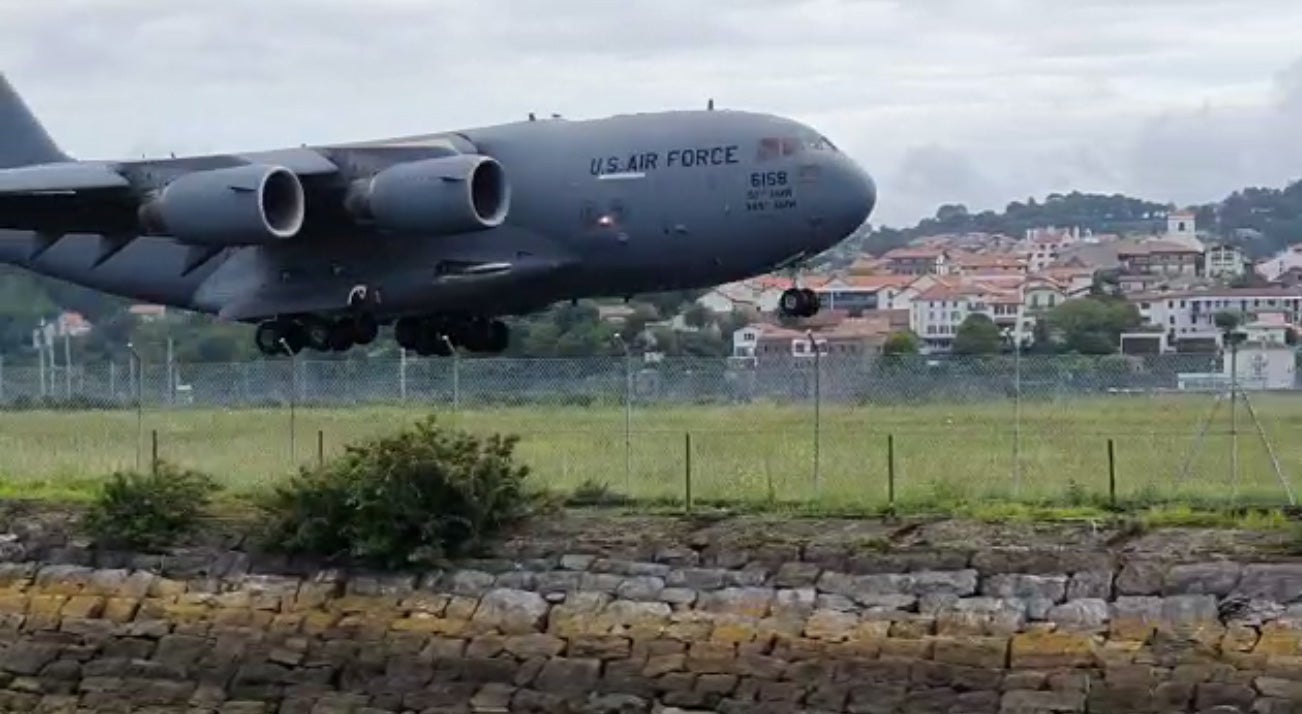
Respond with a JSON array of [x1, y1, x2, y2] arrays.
[[3, 0, 1302, 228]]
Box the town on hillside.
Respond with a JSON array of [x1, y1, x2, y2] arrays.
[[696, 209, 1301, 381]]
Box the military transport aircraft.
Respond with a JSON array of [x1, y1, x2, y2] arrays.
[[0, 74, 875, 357]]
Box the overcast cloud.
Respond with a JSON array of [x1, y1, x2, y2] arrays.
[[2, 0, 1301, 227]]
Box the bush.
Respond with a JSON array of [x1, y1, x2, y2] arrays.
[[82, 461, 220, 550], [255, 415, 537, 568]]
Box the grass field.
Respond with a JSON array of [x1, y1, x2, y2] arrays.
[[1, 390, 1301, 509]]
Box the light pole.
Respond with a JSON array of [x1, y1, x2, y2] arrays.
[[1215, 311, 1245, 501], [614, 333, 632, 495], [125, 342, 142, 471]]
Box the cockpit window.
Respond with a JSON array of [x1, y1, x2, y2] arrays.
[[808, 134, 838, 152], [756, 132, 837, 161]]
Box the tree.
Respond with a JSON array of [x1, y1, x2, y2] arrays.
[[882, 331, 920, 355], [1044, 297, 1142, 355], [952, 314, 1001, 355]]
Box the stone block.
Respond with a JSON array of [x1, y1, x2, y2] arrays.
[[774, 563, 821, 588], [1047, 599, 1109, 631], [471, 589, 548, 635], [982, 573, 1067, 603], [1255, 622, 1302, 658], [933, 636, 1009, 669], [1195, 682, 1257, 711], [804, 609, 857, 641], [1116, 559, 1165, 595], [698, 588, 773, 619], [686, 642, 736, 674], [1009, 631, 1096, 669], [1237, 564, 1302, 603], [1257, 676, 1302, 701], [1163, 561, 1243, 596], [503, 634, 565, 659], [1000, 689, 1086, 713], [615, 577, 664, 602], [1067, 570, 1113, 600], [535, 657, 601, 693], [1110, 596, 1162, 641], [666, 569, 728, 591], [0, 641, 61, 675]]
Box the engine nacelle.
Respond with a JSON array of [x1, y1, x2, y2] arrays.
[[139, 164, 306, 245], [345, 154, 510, 235]]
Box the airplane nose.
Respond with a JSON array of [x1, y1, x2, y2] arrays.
[[827, 154, 876, 233]]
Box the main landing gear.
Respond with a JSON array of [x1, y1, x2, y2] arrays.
[[778, 286, 820, 319], [254, 314, 379, 356], [394, 315, 510, 357]]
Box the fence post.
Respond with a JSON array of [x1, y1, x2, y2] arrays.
[[317, 430, 325, 468], [806, 331, 822, 499], [127, 343, 142, 472], [1012, 342, 1022, 498], [150, 429, 158, 475], [623, 346, 632, 496], [888, 433, 896, 512], [684, 432, 693, 514], [1107, 438, 1117, 510]]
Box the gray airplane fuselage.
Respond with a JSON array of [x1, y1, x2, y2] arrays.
[[0, 109, 876, 325]]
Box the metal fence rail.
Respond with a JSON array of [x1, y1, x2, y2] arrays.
[[0, 351, 1297, 510]]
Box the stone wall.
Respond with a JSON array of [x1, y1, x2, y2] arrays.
[[0, 512, 1298, 712]]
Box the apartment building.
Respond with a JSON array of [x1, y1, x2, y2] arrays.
[[1131, 287, 1302, 345]]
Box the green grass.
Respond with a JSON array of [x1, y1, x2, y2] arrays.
[[0, 391, 1301, 510]]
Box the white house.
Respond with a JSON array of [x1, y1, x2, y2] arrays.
[[909, 279, 1028, 352], [812, 275, 913, 314], [1204, 243, 1247, 280], [1131, 287, 1302, 345], [1256, 245, 1302, 282]]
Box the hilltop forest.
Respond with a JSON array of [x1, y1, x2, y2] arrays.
[[4, 177, 1302, 364]]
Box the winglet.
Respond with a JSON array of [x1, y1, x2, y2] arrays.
[[0, 73, 69, 169]]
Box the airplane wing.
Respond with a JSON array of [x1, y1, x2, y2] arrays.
[[0, 162, 130, 194], [0, 149, 341, 235]]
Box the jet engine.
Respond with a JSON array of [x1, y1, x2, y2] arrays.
[[138, 164, 306, 245], [344, 154, 510, 235]]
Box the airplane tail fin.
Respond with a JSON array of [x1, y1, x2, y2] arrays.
[[0, 73, 69, 169]]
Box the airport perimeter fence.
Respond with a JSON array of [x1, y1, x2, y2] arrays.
[[0, 349, 1300, 512]]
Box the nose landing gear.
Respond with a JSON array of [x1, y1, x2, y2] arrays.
[[778, 287, 820, 318]]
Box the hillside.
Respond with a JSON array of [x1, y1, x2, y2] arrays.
[[828, 179, 1302, 263]]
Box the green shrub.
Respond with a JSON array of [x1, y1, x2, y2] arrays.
[[255, 415, 537, 568], [82, 461, 220, 550]]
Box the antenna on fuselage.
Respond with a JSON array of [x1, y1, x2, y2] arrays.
[[528, 112, 536, 121], [707, 98, 714, 111]]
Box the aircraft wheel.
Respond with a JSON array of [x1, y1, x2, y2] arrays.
[[779, 288, 806, 318], [452, 317, 489, 352], [394, 317, 421, 351], [280, 320, 307, 355], [254, 321, 282, 356], [353, 314, 379, 345], [484, 320, 509, 354], [327, 320, 354, 352], [799, 288, 820, 317], [303, 317, 332, 352]]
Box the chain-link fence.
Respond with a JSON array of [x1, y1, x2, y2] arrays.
[[1, 350, 1299, 510]]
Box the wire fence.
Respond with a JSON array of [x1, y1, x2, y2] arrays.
[[1, 350, 1300, 510]]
